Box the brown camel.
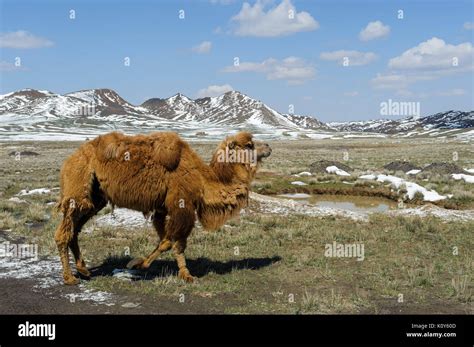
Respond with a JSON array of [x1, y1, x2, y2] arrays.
[[55, 131, 272, 285]]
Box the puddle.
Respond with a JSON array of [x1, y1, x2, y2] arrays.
[[278, 194, 397, 213]]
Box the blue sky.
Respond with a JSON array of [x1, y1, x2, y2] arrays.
[[1, 0, 473, 122]]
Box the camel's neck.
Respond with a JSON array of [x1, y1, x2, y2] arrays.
[[196, 153, 252, 231]]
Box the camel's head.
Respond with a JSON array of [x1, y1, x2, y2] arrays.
[[211, 131, 272, 182]]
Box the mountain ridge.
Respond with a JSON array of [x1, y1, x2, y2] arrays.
[[0, 88, 472, 140]]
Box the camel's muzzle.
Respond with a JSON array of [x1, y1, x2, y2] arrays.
[[256, 142, 272, 160]]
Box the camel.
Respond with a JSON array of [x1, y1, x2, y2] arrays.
[[55, 131, 272, 285]]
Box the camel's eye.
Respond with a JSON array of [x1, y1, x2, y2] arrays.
[[245, 143, 254, 149]]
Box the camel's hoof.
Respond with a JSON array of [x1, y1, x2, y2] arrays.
[[126, 257, 146, 270], [178, 269, 195, 283], [64, 275, 80, 285], [77, 267, 91, 278]]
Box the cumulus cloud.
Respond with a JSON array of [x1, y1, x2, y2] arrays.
[[196, 84, 234, 98], [222, 56, 315, 84], [0, 30, 53, 49], [372, 38, 474, 90], [388, 37, 473, 71], [231, 0, 319, 37], [359, 21, 390, 41], [320, 50, 377, 66], [192, 41, 212, 54]]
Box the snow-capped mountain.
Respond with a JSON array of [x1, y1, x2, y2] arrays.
[[0, 88, 326, 140], [0, 89, 89, 118], [141, 90, 300, 128], [328, 111, 474, 134], [0, 88, 472, 140], [0, 88, 314, 134], [64, 89, 145, 117], [282, 113, 332, 131]]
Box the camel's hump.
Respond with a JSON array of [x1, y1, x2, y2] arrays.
[[93, 131, 184, 171]]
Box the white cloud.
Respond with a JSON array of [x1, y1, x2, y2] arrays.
[[359, 21, 390, 41], [223, 56, 315, 84], [371, 73, 434, 90], [196, 84, 234, 98], [231, 0, 319, 37], [388, 37, 473, 71], [372, 38, 474, 90], [0, 30, 53, 49], [320, 50, 377, 66], [192, 41, 212, 54], [464, 22, 474, 30]]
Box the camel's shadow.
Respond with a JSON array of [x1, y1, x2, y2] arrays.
[[88, 255, 281, 281]]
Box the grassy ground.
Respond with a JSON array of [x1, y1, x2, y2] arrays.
[[0, 138, 472, 313]]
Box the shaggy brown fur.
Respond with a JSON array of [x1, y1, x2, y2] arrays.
[[55, 131, 271, 284]]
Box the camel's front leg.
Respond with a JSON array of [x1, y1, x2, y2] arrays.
[[173, 239, 195, 283], [127, 208, 195, 283], [69, 232, 90, 278], [126, 239, 172, 269], [55, 218, 79, 285]]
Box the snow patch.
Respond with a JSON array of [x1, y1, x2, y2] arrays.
[[16, 188, 51, 196], [112, 268, 142, 281], [326, 166, 350, 176], [294, 171, 312, 177], [278, 193, 311, 199], [452, 173, 474, 183], [0, 247, 115, 305], [86, 208, 151, 230], [359, 174, 446, 201], [291, 181, 308, 186], [8, 197, 28, 204]]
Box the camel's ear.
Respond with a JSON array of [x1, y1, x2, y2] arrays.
[[228, 141, 236, 150]]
